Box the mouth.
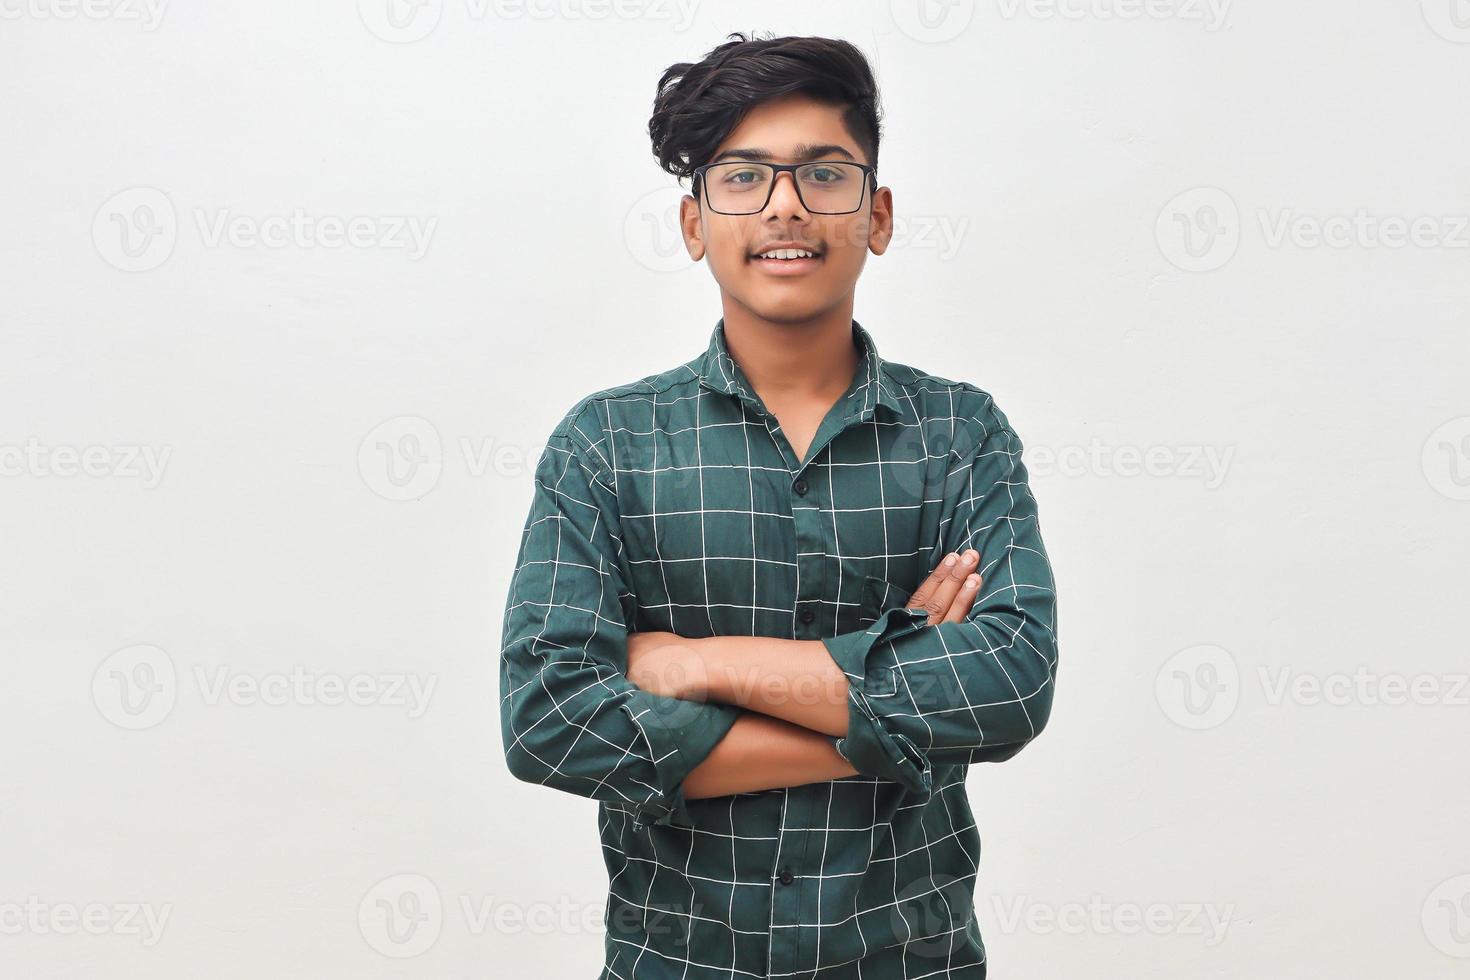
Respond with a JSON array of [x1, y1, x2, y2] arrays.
[[749, 247, 824, 276]]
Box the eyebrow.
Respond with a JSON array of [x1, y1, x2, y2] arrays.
[[708, 143, 858, 165]]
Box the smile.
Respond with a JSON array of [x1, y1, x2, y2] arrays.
[[750, 250, 823, 274]]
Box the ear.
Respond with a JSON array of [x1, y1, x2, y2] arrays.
[[680, 193, 705, 261], [866, 184, 895, 256]]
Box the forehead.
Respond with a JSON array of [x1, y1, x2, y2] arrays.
[[712, 95, 863, 164]]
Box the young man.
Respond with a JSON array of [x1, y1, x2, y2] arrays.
[[500, 33, 1058, 979]]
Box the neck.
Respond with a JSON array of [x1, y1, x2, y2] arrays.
[[719, 303, 861, 407]]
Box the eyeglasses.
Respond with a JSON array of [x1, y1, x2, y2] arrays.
[[693, 160, 877, 215]]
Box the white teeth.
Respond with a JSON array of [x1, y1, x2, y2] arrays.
[[756, 248, 817, 260]]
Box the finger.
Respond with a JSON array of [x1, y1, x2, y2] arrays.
[[907, 551, 959, 611], [925, 548, 977, 623], [920, 549, 980, 625], [941, 572, 982, 623]]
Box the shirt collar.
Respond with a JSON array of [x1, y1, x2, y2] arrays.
[[696, 317, 903, 421]]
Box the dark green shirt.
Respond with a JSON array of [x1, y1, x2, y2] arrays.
[[500, 318, 1058, 978]]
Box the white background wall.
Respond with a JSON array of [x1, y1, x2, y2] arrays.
[[2, 2, 1467, 977]]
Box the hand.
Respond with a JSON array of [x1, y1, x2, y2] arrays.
[[906, 548, 983, 626], [625, 630, 710, 701]]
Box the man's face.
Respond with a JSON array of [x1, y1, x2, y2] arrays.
[[679, 94, 894, 325]]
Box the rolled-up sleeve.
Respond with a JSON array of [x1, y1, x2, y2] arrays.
[[499, 406, 741, 831], [822, 399, 1059, 802]]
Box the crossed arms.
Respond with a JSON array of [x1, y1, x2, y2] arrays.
[[623, 549, 989, 802], [499, 401, 1057, 831]]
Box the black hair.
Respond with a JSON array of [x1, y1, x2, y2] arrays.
[[648, 32, 884, 198]]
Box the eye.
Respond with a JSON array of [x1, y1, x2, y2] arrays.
[[803, 166, 846, 184], [723, 168, 767, 185]]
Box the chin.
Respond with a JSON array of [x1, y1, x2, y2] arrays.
[[741, 295, 834, 325]]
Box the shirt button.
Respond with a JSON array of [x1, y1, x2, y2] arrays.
[[799, 608, 815, 624], [778, 868, 794, 886], [793, 479, 808, 496]]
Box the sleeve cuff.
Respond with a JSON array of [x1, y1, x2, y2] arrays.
[[619, 691, 742, 831], [822, 606, 935, 799]]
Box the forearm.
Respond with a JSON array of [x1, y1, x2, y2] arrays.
[[699, 635, 851, 737], [681, 710, 856, 800]]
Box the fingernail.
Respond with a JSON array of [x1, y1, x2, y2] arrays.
[[965, 576, 978, 589], [944, 554, 956, 567]]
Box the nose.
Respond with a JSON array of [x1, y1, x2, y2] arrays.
[[763, 170, 809, 219]]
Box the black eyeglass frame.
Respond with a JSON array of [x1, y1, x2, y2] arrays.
[[692, 161, 878, 215]]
